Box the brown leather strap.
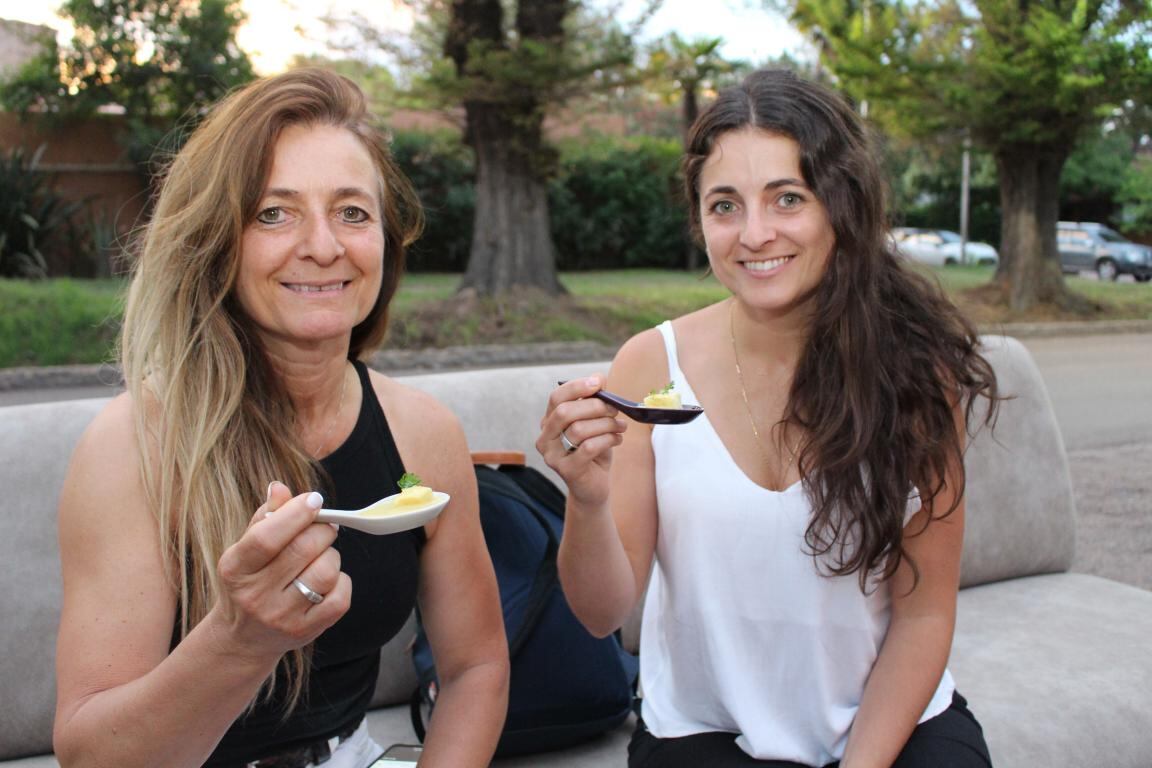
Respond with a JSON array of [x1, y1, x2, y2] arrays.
[[470, 450, 527, 466]]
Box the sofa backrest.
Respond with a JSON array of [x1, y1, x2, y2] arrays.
[[400, 337, 1077, 589], [0, 337, 1074, 760], [0, 397, 106, 760]]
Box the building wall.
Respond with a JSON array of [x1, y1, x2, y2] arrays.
[[0, 112, 148, 276], [0, 19, 52, 79]]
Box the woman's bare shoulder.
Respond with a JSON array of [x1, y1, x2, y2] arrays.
[[610, 302, 724, 400], [367, 368, 469, 471], [59, 391, 157, 548], [71, 391, 142, 465]]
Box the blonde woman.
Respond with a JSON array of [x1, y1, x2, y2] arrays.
[[52, 68, 508, 768]]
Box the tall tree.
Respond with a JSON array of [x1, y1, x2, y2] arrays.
[[1, 0, 253, 169], [780, 0, 1152, 310], [643, 33, 744, 146], [353, 0, 658, 296], [640, 36, 747, 270]]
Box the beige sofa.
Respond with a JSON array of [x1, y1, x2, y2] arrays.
[[3, 335, 1151, 767]]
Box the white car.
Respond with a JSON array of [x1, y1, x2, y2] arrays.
[[891, 227, 999, 266]]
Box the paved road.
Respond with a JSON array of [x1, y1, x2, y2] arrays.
[[1010, 332, 1152, 592], [1019, 332, 1151, 451]]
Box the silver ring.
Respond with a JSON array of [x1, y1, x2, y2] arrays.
[[292, 578, 324, 605], [560, 431, 579, 453]]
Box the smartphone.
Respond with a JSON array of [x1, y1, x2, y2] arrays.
[[369, 743, 423, 766]]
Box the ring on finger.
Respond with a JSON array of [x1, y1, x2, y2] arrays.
[[292, 577, 325, 605], [560, 430, 580, 454]]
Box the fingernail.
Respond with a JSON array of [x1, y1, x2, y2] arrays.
[[266, 481, 279, 502], [306, 492, 324, 510], [585, 377, 599, 387]]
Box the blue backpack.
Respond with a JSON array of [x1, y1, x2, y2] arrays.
[[409, 462, 639, 756]]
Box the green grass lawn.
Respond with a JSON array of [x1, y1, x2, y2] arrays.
[[2, 267, 1149, 368], [0, 278, 124, 368]]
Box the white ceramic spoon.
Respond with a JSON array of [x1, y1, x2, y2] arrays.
[[316, 491, 450, 535]]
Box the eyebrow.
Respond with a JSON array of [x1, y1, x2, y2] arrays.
[[262, 186, 377, 200], [703, 178, 807, 196]]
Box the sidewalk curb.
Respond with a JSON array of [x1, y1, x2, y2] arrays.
[[2, 321, 1149, 392]]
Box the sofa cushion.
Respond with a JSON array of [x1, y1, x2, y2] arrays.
[[950, 572, 1152, 768]]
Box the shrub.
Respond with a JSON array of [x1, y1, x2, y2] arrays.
[[550, 135, 690, 270], [390, 129, 694, 272], [0, 145, 81, 279], [390, 130, 476, 273]]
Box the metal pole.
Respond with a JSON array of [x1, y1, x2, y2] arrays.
[[960, 135, 971, 265]]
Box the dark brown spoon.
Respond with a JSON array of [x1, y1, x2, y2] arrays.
[[559, 382, 704, 425]]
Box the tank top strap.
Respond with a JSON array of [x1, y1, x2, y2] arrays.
[[655, 320, 682, 380]]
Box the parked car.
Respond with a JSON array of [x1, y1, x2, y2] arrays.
[[890, 227, 999, 266], [1056, 221, 1152, 282]]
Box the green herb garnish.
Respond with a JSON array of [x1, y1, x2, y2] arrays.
[[398, 472, 423, 490], [648, 381, 675, 396]]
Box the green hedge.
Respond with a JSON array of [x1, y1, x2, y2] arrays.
[[389, 130, 476, 273], [390, 130, 693, 272]]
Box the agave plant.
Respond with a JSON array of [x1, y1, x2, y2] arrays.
[[0, 145, 80, 279]]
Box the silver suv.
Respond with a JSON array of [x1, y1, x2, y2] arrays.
[[1057, 222, 1152, 282]]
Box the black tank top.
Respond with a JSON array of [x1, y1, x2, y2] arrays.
[[204, 360, 425, 765]]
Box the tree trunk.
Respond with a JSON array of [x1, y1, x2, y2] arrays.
[[446, 0, 568, 297], [993, 146, 1071, 311], [458, 105, 565, 296], [682, 84, 701, 271]]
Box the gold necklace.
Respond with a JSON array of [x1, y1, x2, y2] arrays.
[[311, 362, 349, 457], [729, 300, 799, 489]]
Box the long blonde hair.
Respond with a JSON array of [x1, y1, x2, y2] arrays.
[[119, 67, 423, 706]]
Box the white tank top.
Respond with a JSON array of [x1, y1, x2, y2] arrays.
[[638, 321, 954, 765]]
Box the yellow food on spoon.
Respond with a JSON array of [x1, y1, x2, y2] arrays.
[[642, 382, 682, 409], [361, 472, 434, 517], [395, 485, 434, 507]]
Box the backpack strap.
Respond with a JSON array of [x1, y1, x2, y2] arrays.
[[474, 465, 561, 658]]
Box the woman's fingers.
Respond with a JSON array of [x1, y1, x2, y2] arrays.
[[283, 541, 342, 607], [555, 413, 627, 456], [232, 490, 327, 573], [215, 491, 349, 650]]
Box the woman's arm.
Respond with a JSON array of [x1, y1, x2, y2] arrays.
[[381, 381, 509, 768], [53, 395, 350, 768], [537, 329, 666, 637], [840, 401, 968, 768]]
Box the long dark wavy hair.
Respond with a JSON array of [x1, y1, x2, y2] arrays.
[[683, 69, 999, 589]]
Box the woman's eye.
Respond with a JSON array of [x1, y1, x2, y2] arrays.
[[255, 207, 284, 224], [710, 200, 737, 215], [340, 206, 370, 223], [778, 192, 803, 209]]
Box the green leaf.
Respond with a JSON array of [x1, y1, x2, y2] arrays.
[[398, 472, 423, 490]]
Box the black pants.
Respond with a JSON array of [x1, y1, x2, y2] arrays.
[[627, 691, 992, 768]]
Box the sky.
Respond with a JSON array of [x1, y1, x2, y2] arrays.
[[0, 0, 810, 75]]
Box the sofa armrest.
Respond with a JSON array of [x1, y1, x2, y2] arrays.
[[960, 336, 1076, 587]]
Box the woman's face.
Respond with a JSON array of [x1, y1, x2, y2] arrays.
[[698, 128, 836, 317], [236, 123, 385, 350]]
